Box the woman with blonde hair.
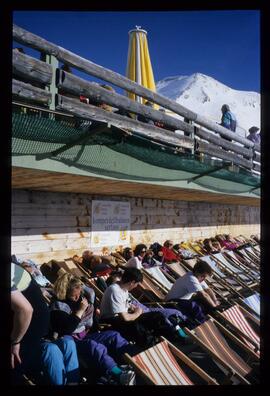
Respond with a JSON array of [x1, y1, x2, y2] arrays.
[[50, 273, 136, 385]]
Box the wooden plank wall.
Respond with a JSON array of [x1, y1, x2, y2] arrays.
[[12, 189, 260, 264]]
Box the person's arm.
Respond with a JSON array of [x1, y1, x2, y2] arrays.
[[204, 288, 219, 306], [11, 290, 34, 368], [197, 288, 219, 308], [119, 305, 143, 322]]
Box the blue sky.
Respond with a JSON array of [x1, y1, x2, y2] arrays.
[[13, 10, 260, 92]]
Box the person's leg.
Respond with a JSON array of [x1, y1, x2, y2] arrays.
[[168, 299, 206, 325], [40, 340, 66, 385], [88, 330, 138, 359], [53, 336, 80, 384], [75, 337, 117, 377]]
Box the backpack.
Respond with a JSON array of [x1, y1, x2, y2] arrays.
[[132, 311, 171, 347]]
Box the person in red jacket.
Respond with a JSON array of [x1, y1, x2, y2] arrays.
[[161, 240, 180, 263]]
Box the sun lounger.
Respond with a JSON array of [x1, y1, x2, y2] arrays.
[[216, 304, 260, 356], [144, 266, 173, 291], [124, 337, 218, 385], [224, 251, 260, 279], [164, 262, 188, 278], [241, 293, 260, 318], [211, 253, 258, 289], [184, 317, 256, 384]]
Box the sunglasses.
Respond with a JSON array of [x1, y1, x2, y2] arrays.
[[141, 250, 146, 253]]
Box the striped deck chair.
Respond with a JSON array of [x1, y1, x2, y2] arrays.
[[200, 256, 244, 293], [245, 246, 260, 263], [237, 248, 259, 268], [211, 253, 258, 289], [164, 262, 188, 278], [133, 273, 167, 302], [224, 251, 260, 279], [218, 305, 260, 356], [124, 337, 218, 385], [144, 266, 173, 291], [242, 293, 260, 318], [253, 245, 260, 254], [184, 318, 253, 383]]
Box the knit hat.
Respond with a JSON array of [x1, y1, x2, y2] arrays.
[[248, 126, 259, 134], [221, 104, 230, 112]]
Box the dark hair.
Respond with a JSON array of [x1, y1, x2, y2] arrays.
[[134, 244, 147, 257], [164, 240, 173, 248], [221, 104, 230, 112], [121, 268, 143, 284], [123, 247, 133, 261], [193, 261, 213, 276], [106, 269, 123, 287]]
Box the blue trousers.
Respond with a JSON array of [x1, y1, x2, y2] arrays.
[[74, 330, 133, 377], [40, 336, 80, 385], [15, 336, 80, 385]]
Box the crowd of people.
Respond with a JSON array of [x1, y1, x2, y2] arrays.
[[10, 233, 259, 385]]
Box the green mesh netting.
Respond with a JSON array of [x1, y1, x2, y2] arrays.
[[12, 110, 260, 194]]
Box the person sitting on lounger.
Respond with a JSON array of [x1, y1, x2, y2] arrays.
[[99, 268, 188, 345], [126, 244, 147, 270], [164, 260, 220, 326], [142, 249, 163, 268], [49, 273, 136, 385], [161, 240, 180, 263]]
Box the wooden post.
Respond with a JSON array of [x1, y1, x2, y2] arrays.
[[43, 54, 58, 115]]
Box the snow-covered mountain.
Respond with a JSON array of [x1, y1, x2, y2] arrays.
[[156, 73, 260, 137]]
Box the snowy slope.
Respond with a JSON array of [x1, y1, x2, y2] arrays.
[[156, 73, 260, 137]]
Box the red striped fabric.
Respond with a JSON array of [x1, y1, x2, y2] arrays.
[[221, 305, 260, 355], [133, 341, 193, 385], [193, 320, 251, 377]]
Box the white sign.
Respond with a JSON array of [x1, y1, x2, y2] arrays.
[[91, 200, 130, 248]]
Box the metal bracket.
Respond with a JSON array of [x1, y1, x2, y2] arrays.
[[187, 163, 231, 184]]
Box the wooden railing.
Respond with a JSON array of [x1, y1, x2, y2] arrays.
[[12, 24, 260, 175]]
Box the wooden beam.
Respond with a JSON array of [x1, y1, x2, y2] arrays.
[[13, 49, 52, 85], [57, 69, 194, 135], [196, 140, 253, 169], [56, 94, 194, 149], [11, 167, 260, 206], [195, 127, 252, 158], [12, 79, 51, 105]]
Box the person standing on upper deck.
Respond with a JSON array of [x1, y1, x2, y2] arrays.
[[247, 126, 260, 144], [220, 104, 237, 132]]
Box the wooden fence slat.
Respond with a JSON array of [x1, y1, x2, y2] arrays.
[[56, 94, 194, 149], [13, 49, 52, 85], [195, 128, 252, 158], [196, 140, 253, 169], [57, 69, 194, 135], [12, 79, 51, 105]]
